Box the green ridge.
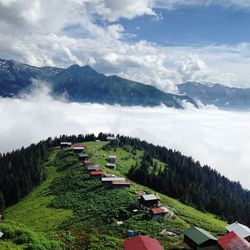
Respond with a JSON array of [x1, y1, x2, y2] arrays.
[[0, 141, 227, 249]]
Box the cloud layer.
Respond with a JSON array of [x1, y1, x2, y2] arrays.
[[1, 87, 250, 189]]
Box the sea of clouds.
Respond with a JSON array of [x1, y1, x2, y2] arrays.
[[1, 83, 250, 189]]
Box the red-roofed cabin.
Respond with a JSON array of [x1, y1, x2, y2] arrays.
[[218, 231, 250, 250], [123, 235, 163, 250], [149, 207, 168, 220], [90, 171, 104, 179]]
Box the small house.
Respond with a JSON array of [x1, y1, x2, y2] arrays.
[[107, 156, 117, 164], [90, 171, 104, 179], [218, 231, 250, 250], [78, 153, 89, 161], [106, 163, 116, 170], [183, 226, 218, 250], [60, 142, 72, 148], [84, 160, 95, 166], [226, 222, 250, 242], [149, 207, 168, 220], [123, 235, 163, 250], [112, 180, 131, 189], [72, 144, 86, 153], [107, 136, 117, 141], [101, 177, 126, 188], [138, 194, 160, 209], [87, 165, 101, 172]]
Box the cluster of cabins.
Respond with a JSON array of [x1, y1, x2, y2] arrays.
[[60, 141, 131, 190], [60, 141, 250, 250], [184, 221, 250, 249]]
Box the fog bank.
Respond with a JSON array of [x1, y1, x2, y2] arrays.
[[1, 89, 250, 189]]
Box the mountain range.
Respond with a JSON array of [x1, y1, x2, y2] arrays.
[[178, 81, 250, 110], [0, 59, 196, 109], [2, 58, 250, 110]]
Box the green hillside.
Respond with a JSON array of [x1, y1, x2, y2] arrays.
[[0, 141, 227, 249]]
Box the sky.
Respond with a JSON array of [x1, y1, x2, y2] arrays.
[[1, 0, 250, 92], [1, 83, 250, 189]]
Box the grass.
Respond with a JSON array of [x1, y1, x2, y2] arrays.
[[2, 140, 227, 249], [5, 150, 73, 233]]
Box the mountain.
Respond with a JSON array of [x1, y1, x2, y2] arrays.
[[178, 81, 250, 110], [0, 58, 196, 108]]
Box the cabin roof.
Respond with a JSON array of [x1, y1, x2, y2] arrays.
[[108, 155, 117, 159], [106, 163, 116, 166], [141, 194, 160, 201], [226, 222, 250, 239], [79, 153, 89, 157], [87, 166, 100, 171], [218, 231, 250, 250], [150, 207, 168, 215], [60, 142, 72, 145], [183, 226, 217, 245], [123, 235, 163, 250], [72, 143, 86, 148], [112, 180, 131, 185], [90, 171, 104, 175], [101, 177, 126, 182]]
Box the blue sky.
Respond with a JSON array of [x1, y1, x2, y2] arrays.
[[120, 5, 250, 46]]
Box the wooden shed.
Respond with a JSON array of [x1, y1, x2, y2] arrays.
[[112, 180, 131, 189], [60, 142, 72, 148], [149, 207, 168, 220], [90, 171, 104, 179], [107, 155, 117, 164], [138, 194, 160, 209], [78, 153, 89, 161]]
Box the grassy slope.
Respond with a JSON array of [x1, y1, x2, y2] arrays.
[[1, 141, 227, 250]]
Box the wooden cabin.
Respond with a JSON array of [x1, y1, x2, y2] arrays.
[[60, 142, 72, 148], [106, 163, 116, 170], [112, 180, 131, 189], [72, 144, 85, 153], [123, 235, 163, 250], [107, 156, 117, 164], [78, 153, 89, 161], [149, 207, 168, 220], [138, 194, 160, 209], [183, 226, 218, 250], [90, 171, 104, 179], [101, 177, 126, 188], [226, 222, 250, 242], [107, 136, 117, 142], [218, 231, 250, 250]]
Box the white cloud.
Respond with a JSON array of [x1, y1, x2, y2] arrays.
[[1, 88, 250, 190]]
